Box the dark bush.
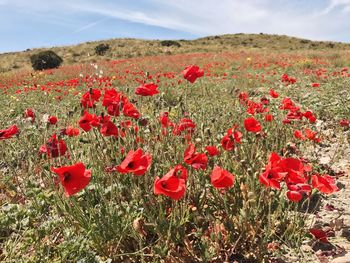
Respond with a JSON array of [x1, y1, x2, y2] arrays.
[[160, 40, 181, 47], [30, 50, 63, 71], [95, 43, 110, 55]]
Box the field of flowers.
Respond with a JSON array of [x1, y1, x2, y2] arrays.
[[0, 50, 349, 262]]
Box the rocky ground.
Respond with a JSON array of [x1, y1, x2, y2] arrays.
[[286, 126, 350, 263]]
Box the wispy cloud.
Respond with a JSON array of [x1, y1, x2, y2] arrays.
[[0, 0, 350, 52]]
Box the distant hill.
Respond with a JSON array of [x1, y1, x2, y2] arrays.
[[1, 33, 349, 73]]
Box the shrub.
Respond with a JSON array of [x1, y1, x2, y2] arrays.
[[160, 40, 181, 47], [30, 50, 63, 71], [95, 43, 110, 55]]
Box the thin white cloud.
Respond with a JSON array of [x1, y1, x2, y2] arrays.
[[0, 0, 349, 42]]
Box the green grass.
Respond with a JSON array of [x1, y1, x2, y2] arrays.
[[0, 47, 349, 262]]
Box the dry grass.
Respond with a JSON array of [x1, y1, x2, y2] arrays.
[[1, 33, 350, 73]]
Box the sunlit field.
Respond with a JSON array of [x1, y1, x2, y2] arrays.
[[1, 49, 349, 262]]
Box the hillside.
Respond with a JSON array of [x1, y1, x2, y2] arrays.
[[1, 33, 350, 73]]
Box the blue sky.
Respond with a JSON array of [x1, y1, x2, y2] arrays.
[[1, 0, 350, 53]]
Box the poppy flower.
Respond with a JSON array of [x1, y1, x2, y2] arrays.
[[293, 130, 305, 140], [24, 108, 35, 123], [260, 97, 270, 105], [288, 183, 312, 196], [173, 118, 196, 136], [51, 162, 91, 197], [184, 143, 208, 170], [102, 88, 122, 108], [210, 166, 235, 189], [135, 83, 159, 96], [154, 168, 186, 200], [100, 120, 119, 137], [269, 89, 279, 98], [48, 116, 58, 125], [311, 83, 320, 88], [205, 146, 220, 156], [182, 65, 204, 83], [117, 148, 152, 176], [303, 111, 316, 123], [221, 126, 242, 151], [159, 112, 174, 128], [244, 117, 262, 133], [39, 134, 67, 158], [173, 164, 188, 181], [259, 152, 286, 189], [309, 228, 329, 243], [264, 114, 274, 122], [0, 125, 19, 140], [280, 158, 307, 184], [339, 119, 349, 127], [311, 174, 339, 194], [64, 126, 80, 137], [239, 92, 249, 103], [122, 100, 140, 119], [304, 129, 321, 143], [286, 190, 303, 202], [79, 111, 99, 132], [81, 89, 101, 108]]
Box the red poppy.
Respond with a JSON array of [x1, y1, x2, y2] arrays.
[[259, 152, 286, 189], [309, 228, 329, 243], [303, 111, 316, 123], [239, 92, 249, 103], [264, 114, 274, 122], [100, 120, 119, 137], [154, 168, 186, 200], [135, 83, 159, 96], [288, 183, 312, 196], [51, 162, 91, 197], [184, 143, 208, 170], [117, 148, 152, 176], [81, 89, 101, 108], [102, 88, 123, 116], [280, 158, 307, 184], [79, 111, 99, 132], [122, 101, 140, 119], [339, 119, 349, 127], [205, 146, 220, 156], [311, 83, 320, 88], [293, 130, 304, 140], [39, 134, 67, 158], [48, 116, 58, 125], [24, 108, 35, 123], [64, 126, 80, 137], [286, 190, 303, 202], [159, 112, 174, 128], [182, 65, 204, 83], [311, 174, 339, 194], [260, 97, 270, 105], [210, 166, 235, 189], [173, 164, 188, 181], [0, 125, 19, 140], [244, 117, 262, 133], [221, 126, 242, 151], [304, 129, 321, 143], [269, 89, 279, 98], [173, 118, 196, 136]]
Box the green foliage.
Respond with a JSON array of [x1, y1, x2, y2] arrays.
[[95, 43, 110, 55], [30, 50, 63, 71], [160, 40, 181, 48]]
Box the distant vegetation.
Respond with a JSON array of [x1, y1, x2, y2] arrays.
[[30, 50, 63, 71], [0, 33, 350, 72], [160, 40, 181, 47], [94, 43, 110, 56]]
